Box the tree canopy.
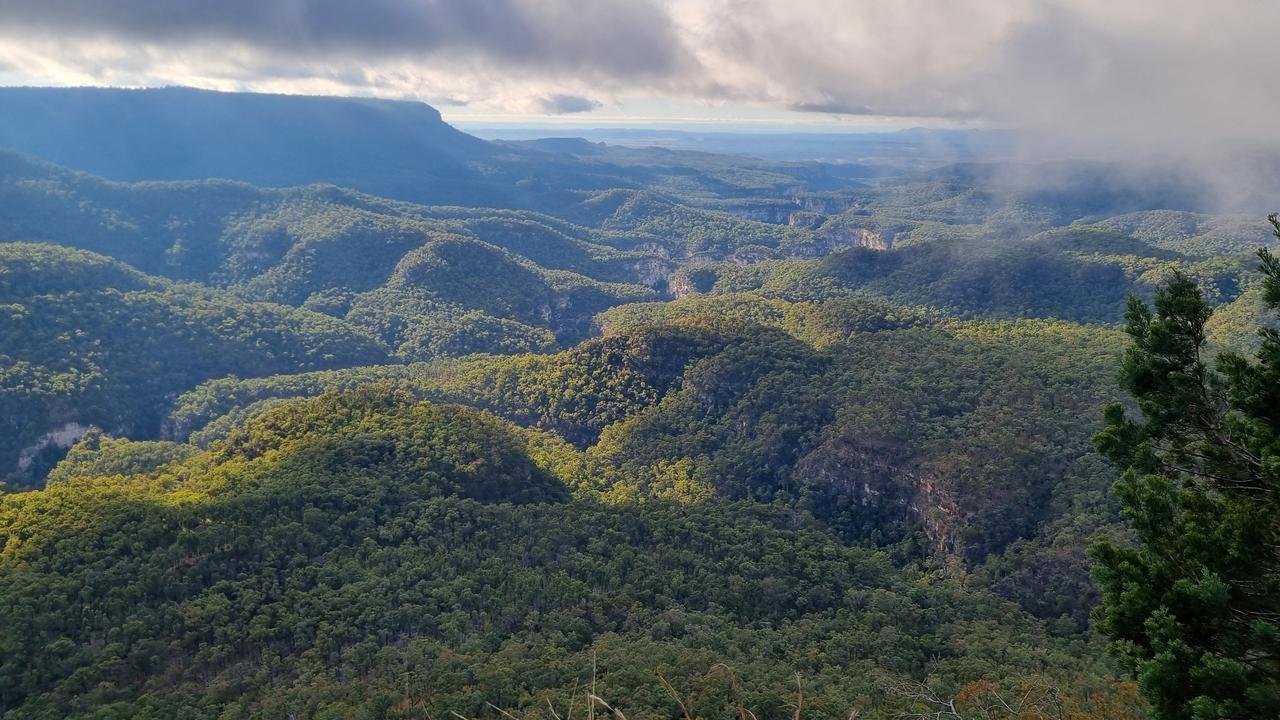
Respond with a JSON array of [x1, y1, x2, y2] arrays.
[[1091, 217, 1280, 719]]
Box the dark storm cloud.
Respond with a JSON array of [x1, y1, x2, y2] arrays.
[[535, 94, 600, 114], [0, 0, 690, 78], [787, 100, 877, 116]]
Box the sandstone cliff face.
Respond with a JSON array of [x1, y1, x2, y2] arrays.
[[819, 225, 890, 252], [792, 433, 962, 560], [630, 257, 676, 288], [912, 473, 963, 559], [8, 420, 96, 486], [668, 271, 700, 298], [16, 422, 91, 473], [728, 247, 775, 265], [632, 242, 672, 259], [793, 194, 855, 215], [794, 436, 911, 510], [780, 226, 891, 260], [787, 211, 826, 229]]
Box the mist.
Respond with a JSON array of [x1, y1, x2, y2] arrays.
[[0, 0, 1277, 208]]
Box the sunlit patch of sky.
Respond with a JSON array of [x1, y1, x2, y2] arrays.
[[443, 97, 982, 133]]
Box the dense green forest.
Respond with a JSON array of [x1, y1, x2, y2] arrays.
[[0, 243, 387, 487], [0, 387, 1140, 719], [2, 89, 1279, 719]]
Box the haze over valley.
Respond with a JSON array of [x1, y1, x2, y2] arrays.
[[0, 3, 1277, 719]]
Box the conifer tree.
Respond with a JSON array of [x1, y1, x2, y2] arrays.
[[1091, 216, 1280, 719]]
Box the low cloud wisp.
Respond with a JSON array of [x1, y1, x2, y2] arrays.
[[0, 0, 1276, 180]]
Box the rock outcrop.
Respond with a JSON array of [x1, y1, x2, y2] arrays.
[[15, 421, 91, 473], [819, 225, 890, 252]]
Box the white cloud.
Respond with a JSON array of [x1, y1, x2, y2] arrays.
[[0, 0, 1275, 159]]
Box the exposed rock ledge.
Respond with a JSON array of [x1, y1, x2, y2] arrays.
[[17, 422, 90, 471], [820, 226, 890, 252]]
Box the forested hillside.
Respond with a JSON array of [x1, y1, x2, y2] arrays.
[[1, 88, 1277, 719], [1, 387, 1141, 719], [0, 243, 386, 487]]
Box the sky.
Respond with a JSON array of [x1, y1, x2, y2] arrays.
[[0, 0, 1276, 154]]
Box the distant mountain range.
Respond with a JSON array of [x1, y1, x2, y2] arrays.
[[0, 86, 511, 205], [4, 86, 1277, 214], [3, 85, 1280, 719], [0, 87, 874, 210], [472, 125, 1019, 166]]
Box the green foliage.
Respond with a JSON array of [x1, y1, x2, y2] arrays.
[[1091, 231, 1280, 718], [0, 157, 674, 360], [0, 243, 387, 487], [10, 101, 1276, 720], [567, 189, 819, 258], [0, 388, 1118, 718], [162, 309, 1127, 628], [594, 289, 930, 349], [592, 319, 1125, 577], [1205, 284, 1278, 355], [683, 228, 1261, 323], [169, 326, 729, 450], [46, 430, 196, 485], [344, 286, 560, 361], [1086, 210, 1274, 257], [595, 293, 792, 337], [350, 235, 655, 349]]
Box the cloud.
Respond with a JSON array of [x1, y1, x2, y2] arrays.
[[534, 94, 601, 114], [0, 0, 691, 77], [0, 0, 1275, 164], [787, 101, 876, 116]]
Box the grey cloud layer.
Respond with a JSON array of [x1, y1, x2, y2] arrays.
[[0, 0, 1276, 159], [535, 94, 600, 114], [0, 0, 690, 77]]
